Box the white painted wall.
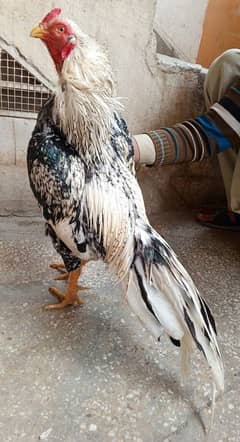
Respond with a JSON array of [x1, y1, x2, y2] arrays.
[[154, 0, 208, 62]]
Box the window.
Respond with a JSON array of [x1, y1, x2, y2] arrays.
[[0, 40, 53, 118]]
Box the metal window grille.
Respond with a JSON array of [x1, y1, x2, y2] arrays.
[[0, 39, 53, 119]]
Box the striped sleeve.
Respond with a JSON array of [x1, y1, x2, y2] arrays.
[[144, 79, 240, 167]]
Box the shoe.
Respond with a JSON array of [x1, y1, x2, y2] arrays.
[[196, 208, 240, 231]]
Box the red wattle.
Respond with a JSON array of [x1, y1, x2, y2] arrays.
[[61, 42, 76, 61], [45, 40, 76, 72]]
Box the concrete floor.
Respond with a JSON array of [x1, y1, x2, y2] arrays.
[[0, 212, 240, 442]]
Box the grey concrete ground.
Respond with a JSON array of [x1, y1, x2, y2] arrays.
[[0, 212, 239, 442]]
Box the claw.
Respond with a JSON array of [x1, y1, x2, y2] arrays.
[[54, 272, 69, 281], [44, 286, 84, 309], [78, 285, 89, 291], [50, 262, 66, 271], [44, 263, 88, 310]]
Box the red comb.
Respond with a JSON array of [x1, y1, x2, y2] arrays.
[[41, 8, 62, 25]]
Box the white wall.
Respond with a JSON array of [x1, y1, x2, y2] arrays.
[[0, 117, 35, 166], [154, 0, 208, 62]]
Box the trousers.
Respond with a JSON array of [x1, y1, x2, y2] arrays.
[[204, 49, 240, 213]]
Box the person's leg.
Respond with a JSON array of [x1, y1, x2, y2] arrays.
[[204, 49, 240, 107], [197, 49, 240, 229], [204, 49, 240, 208], [230, 150, 240, 214], [218, 150, 238, 206]]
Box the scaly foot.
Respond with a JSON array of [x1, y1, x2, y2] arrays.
[[50, 262, 69, 280], [45, 262, 88, 310], [46, 286, 84, 309]]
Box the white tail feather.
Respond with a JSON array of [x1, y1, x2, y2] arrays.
[[125, 219, 224, 398], [126, 269, 163, 340], [181, 334, 193, 379]]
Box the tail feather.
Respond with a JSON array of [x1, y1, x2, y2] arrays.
[[126, 219, 224, 394], [181, 334, 193, 379], [127, 268, 163, 341]]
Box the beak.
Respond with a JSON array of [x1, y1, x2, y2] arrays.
[[30, 25, 47, 39]]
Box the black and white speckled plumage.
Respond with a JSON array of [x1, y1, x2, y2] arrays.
[[28, 96, 135, 270], [27, 14, 224, 407]]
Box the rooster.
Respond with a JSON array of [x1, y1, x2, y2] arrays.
[[28, 8, 224, 404]]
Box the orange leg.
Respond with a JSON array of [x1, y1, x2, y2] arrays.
[[50, 262, 69, 280], [50, 263, 65, 271], [45, 262, 88, 310]]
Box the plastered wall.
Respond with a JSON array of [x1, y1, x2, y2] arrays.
[[154, 0, 208, 62], [154, 0, 240, 68]]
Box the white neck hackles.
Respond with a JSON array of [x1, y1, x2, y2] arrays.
[[52, 27, 123, 165]]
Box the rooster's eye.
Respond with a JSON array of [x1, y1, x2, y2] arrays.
[[57, 26, 65, 33]]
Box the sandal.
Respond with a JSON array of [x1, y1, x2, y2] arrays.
[[196, 208, 240, 231]]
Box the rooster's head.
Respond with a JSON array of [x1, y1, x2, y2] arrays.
[[31, 8, 78, 72]]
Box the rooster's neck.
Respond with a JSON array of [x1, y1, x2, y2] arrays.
[[52, 43, 122, 165]]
